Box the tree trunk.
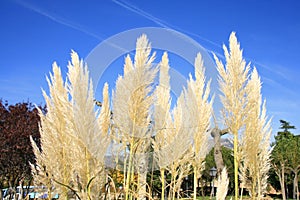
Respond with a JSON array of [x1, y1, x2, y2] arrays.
[[193, 169, 197, 200], [297, 172, 299, 200], [292, 170, 299, 200], [280, 164, 287, 200], [274, 163, 286, 200], [210, 128, 228, 176]]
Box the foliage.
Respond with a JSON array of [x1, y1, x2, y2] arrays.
[[270, 120, 299, 199], [271, 122, 294, 166], [279, 120, 296, 132], [0, 100, 44, 189]]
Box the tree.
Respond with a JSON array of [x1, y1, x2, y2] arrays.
[[0, 100, 43, 193], [210, 127, 229, 176], [271, 120, 297, 200], [279, 120, 296, 133], [287, 135, 300, 200], [274, 120, 300, 200]]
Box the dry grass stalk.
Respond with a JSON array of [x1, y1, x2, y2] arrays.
[[215, 32, 271, 200], [216, 167, 229, 200], [166, 152, 193, 200], [112, 34, 157, 200], [155, 91, 194, 200], [31, 52, 111, 200], [153, 52, 211, 200], [239, 68, 272, 199], [30, 33, 271, 200], [152, 52, 172, 200], [152, 52, 197, 200], [214, 32, 250, 200], [186, 53, 212, 200]]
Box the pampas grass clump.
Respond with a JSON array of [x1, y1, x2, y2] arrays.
[[30, 32, 271, 200], [239, 68, 272, 198], [31, 52, 111, 200], [112, 34, 157, 200], [215, 32, 272, 200]]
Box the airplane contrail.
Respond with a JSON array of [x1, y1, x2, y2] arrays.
[[14, 0, 291, 86], [14, 0, 104, 41], [13, 0, 136, 55], [112, 0, 170, 28], [112, 0, 222, 49], [111, 0, 296, 90]]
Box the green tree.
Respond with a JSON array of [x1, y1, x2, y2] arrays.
[[278, 120, 300, 200], [287, 135, 300, 200], [271, 120, 297, 200], [279, 119, 296, 133]]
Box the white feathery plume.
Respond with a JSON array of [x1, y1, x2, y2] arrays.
[[216, 167, 229, 200], [153, 52, 172, 167], [66, 52, 110, 199], [240, 67, 272, 198], [257, 101, 272, 196], [214, 32, 250, 132], [123, 54, 134, 75], [67, 51, 110, 162], [113, 34, 156, 141], [185, 53, 212, 200], [31, 62, 78, 199], [157, 92, 194, 169], [112, 34, 157, 200], [31, 52, 111, 199], [215, 32, 271, 199], [155, 53, 210, 171], [187, 53, 212, 168], [154, 90, 193, 200], [152, 52, 172, 200], [214, 32, 251, 200]]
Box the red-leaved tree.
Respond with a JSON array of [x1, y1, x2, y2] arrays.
[[0, 100, 44, 189]]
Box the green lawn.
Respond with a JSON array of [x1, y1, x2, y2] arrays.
[[179, 196, 249, 200], [179, 196, 295, 200]]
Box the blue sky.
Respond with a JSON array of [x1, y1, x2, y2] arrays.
[[1, 0, 300, 137]]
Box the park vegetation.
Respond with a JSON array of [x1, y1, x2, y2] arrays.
[[0, 100, 45, 199], [2, 32, 297, 200]]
